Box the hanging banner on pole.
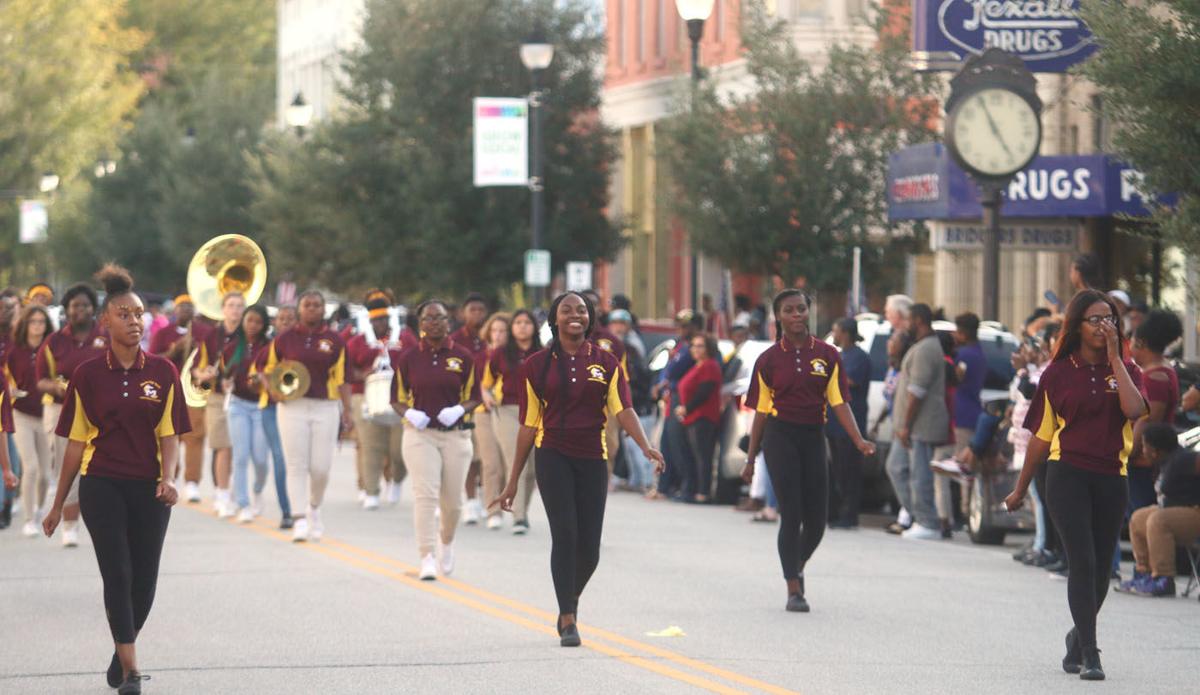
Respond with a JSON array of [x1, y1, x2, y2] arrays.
[[19, 200, 48, 244], [565, 261, 593, 292], [473, 98, 528, 187]]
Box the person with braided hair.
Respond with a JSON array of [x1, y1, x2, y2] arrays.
[[492, 291, 664, 648]]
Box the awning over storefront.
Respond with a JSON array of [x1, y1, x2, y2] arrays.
[[887, 143, 1168, 222]]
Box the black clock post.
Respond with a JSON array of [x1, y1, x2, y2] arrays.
[[944, 49, 1043, 321]]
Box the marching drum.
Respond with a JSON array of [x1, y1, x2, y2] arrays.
[[363, 370, 401, 426]]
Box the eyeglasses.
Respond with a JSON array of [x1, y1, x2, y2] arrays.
[[1083, 314, 1117, 327], [419, 315, 449, 323]]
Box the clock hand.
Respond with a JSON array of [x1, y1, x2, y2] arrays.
[[979, 102, 1014, 160]]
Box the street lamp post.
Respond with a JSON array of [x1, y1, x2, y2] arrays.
[[286, 92, 314, 138], [521, 31, 554, 309], [676, 0, 714, 313]]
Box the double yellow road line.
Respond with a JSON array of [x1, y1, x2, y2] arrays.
[[192, 506, 802, 695]]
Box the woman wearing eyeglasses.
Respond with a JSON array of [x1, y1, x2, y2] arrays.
[[1005, 289, 1148, 682]]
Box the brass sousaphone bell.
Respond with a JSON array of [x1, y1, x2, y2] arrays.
[[180, 234, 268, 408], [265, 360, 311, 402]]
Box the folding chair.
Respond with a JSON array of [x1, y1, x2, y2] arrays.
[[1183, 541, 1200, 600]]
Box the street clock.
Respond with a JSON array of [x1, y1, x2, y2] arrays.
[[945, 49, 1043, 182]]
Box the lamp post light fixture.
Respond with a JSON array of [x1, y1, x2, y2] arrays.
[[286, 91, 314, 138], [676, 0, 714, 312], [521, 28, 555, 309]]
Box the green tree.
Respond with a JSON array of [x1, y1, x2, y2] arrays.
[[251, 0, 621, 300], [1078, 0, 1200, 261], [657, 1, 939, 295]]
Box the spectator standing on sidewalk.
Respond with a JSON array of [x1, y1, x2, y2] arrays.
[[826, 318, 870, 529]]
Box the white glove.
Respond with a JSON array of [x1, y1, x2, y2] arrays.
[[404, 409, 431, 430], [436, 404, 466, 428]]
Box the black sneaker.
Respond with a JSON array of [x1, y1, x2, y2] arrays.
[[1012, 542, 1034, 561], [786, 593, 810, 612], [279, 516, 294, 530], [558, 621, 581, 647], [1062, 628, 1082, 674], [107, 652, 122, 687], [1044, 558, 1068, 573], [118, 671, 150, 694], [1080, 648, 1104, 681]]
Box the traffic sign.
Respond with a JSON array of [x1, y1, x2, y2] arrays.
[[565, 261, 592, 292], [525, 249, 551, 287]]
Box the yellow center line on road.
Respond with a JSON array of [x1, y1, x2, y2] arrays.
[[187, 506, 762, 694]]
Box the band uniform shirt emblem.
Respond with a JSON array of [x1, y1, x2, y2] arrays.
[[445, 357, 464, 373], [587, 364, 607, 383], [140, 380, 162, 403], [810, 358, 828, 377]]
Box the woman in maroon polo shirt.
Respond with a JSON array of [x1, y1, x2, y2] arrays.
[[226, 305, 271, 524], [42, 265, 189, 695], [674, 334, 723, 503], [36, 280, 107, 548], [1005, 289, 1148, 682], [10, 304, 51, 536], [493, 292, 664, 648], [742, 289, 875, 614], [482, 309, 541, 534]]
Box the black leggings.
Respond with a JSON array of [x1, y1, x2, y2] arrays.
[[763, 420, 828, 580], [79, 476, 171, 644], [685, 418, 718, 498], [535, 448, 608, 615], [1045, 461, 1127, 651]]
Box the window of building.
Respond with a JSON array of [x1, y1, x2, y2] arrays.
[[656, 0, 665, 57], [635, 0, 644, 64]]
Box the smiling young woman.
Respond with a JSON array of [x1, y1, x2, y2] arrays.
[[42, 264, 190, 695]]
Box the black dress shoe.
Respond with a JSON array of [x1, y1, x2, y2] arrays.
[[785, 593, 810, 612], [1044, 558, 1068, 573], [117, 671, 150, 694], [558, 622, 581, 647], [279, 516, 294, 530], [1062, 628, 1082, 674], [1079, 648, 1104, 681], [107, 652, 122, 687]]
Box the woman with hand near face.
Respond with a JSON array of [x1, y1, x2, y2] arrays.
[[42, 265, 189, 695]]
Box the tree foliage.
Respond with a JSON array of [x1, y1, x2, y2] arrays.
[[657, 1, 940, 293], [1078, 0, 1200, 260], [251, 0, 621, 300]]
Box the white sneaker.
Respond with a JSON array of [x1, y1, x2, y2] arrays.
[[362, 495, 380, 511], [385, 481, 402, 505], [291, 517, 309, 543], [512, 520, 529, 536], [897, 507, 912, 527], [22, 521, 40, 537], [419, 554, 437, 581], [486, 514, 502, 531], [464, 499, 482, 525], [62, 523, 79, 548], [438, 539, 455, 576], [251, 492, 263, 517], [309, 507, 324, 541], [185, 481, 201, 503], [901, 523, 942, 541], [357, 489, 367, 503], [237, 507, 255, 524]]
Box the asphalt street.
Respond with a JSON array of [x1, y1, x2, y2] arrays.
[[3, 441, 1197, 694]]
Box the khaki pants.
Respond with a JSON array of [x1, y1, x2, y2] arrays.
[[492, 405, 536, 522], [1130, 505, 1200, 577], [403, 427, 472, 557], [278, 398, 341, 512], [43, 403, 78, 505], [475, 410, 506, 517], [15, 410, 51, 523], [206, 392, 231, 450], [351, 393, 404, 496], [181, 405, 207, 483]]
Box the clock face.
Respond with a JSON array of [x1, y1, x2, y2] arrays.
[[950, 87, 1041, 178]]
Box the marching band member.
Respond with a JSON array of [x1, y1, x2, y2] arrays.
[[482, 308, 541, 534], [36, 281, 108, 548], [256, 306, 297, 528], [453, 293, 489, 524], [494, 292, 663, 647], [392, 299, 480, 580], [475, 311, 510, 529], [260, 290, 352, 542], [26, 282, 55, 308], [346, 290, 415, 510], [191, 292, 246, 517], [148, 295, 209, 503], [11, 304, 52, 536], [42, 265, 189, 695], [226, 305, 272, 523]]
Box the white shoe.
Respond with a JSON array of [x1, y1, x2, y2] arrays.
[[309, 507, 324, 541], [901, 523, 942, 540], [512, 520, 529, 536], [897, 507, 912, 527], [292, 517, 310, 542], [237, 507, 255, 524], [11, 500, 20, 517], [486, 515, 502, 531], [438, 539, 455, 576], [385, 482, 402, 505], [362, 495, 380, 511], [62, 523, 79, 548], [357, 489, 367, 503], [22, 521, 40, 537], [464, 498, 483, 525], [251, 492, 263, 517], [419, 554, 437, 581], [184, 482, 201, 503]]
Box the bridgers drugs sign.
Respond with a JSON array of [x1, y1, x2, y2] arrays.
[[473, 98, 528, 187], [912, 0, 1097, 72]]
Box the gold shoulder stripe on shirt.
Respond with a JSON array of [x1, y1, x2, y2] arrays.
[[754, 371, 777, 417], [605, 367, 625, 416], [825, 362, 845, 407], [326, 345, 346, 399], [67, 390, 100, 475]]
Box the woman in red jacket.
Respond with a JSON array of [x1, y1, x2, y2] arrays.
[[674, 334, 723, 503]]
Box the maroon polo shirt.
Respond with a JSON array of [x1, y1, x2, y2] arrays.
[[0, 378, 12, 433], [196, 323, 243, 394], [590, 326, 628, 376], [148, 320, 211, 371], [36, 324, 108, 404], [745, 336, 850, 426], [346, 330, 416, 395], [261, 325, 347, 400], [519, 341, 632, 460], [1024, 353, 1146, 476], [1142, 364, 1179, 426], [484, 346, 535, 406], [56, 349, 190, 481], [229, 338, 269, 402], [7, 341, 45, 417], [392, 338, 479, 424]]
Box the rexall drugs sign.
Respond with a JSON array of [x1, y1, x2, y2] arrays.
[[473, 98, 528, 187], [912, 0, 1097, 72]]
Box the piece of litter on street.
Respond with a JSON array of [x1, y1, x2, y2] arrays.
[[645, 626, 686, 638]]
